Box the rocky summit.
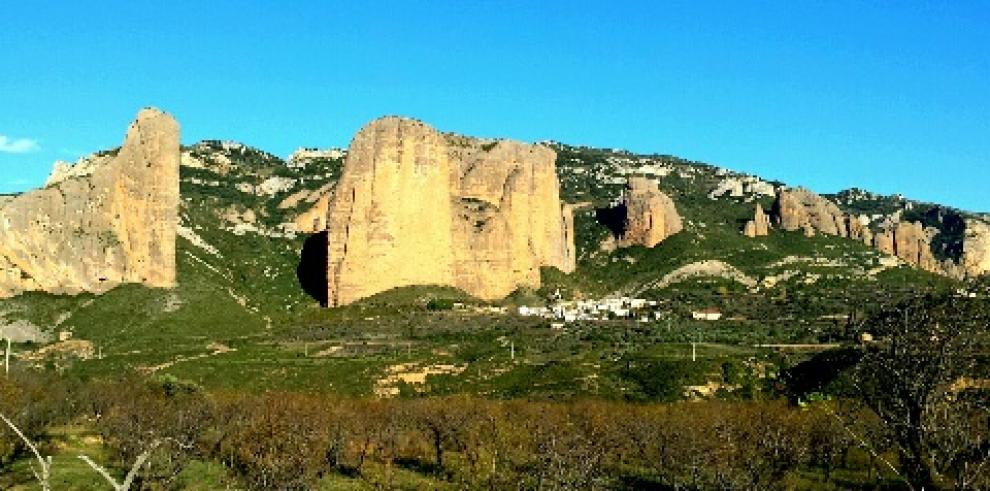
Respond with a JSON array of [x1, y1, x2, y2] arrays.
[[326, 116, 575, 307], [0, 108, 179, 297]]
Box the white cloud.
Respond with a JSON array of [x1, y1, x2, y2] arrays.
[[0, 135, 40, 154]]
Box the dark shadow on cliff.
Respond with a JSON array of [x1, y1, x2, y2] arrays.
[[297, 231, 328, 306], [595, 203, 628, 238]]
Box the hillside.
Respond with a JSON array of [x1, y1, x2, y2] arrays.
[[0, 134, 972, 399]]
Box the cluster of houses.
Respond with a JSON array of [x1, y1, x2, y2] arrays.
[[516, 296, 664, 324], [515, 296, 725, 326]]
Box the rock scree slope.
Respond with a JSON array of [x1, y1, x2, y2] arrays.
[[326, 116, 575, 306], [0, 108, 180, 297]]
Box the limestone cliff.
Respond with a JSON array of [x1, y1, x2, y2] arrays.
[[326, 117, 575, 307], [0, 108, 179, 297], [743, 203, 770, 238], [616, 177, 683, 248]]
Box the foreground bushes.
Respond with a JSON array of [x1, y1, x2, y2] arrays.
[[2, 371, 988, 489], [76, 382, 900, 489]]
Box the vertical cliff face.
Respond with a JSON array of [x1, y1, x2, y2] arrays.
[[615, 177, 682, 248], [0, 108, 179, 297], [447, 136, 575, 297], [962, 219, 990, 278], [326, 117, 574, 307], [327, 118, 455, 307], [892, 221, 939, 271]]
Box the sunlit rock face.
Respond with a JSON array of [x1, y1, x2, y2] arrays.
[[773, 187, 847, 237], [614, 177, 682, 248], [0, 108, 180, 297], [326, 116, 575, 307], [962, 219, 990, 278], [743, 203, 770, 238], [772, 187, 990, 279]]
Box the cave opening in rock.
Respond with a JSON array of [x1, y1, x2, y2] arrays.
[[296, 231, 328, 306], [595, 203, 628, 238]]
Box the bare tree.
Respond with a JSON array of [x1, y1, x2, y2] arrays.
[[78, 439, 165, 491], [855, 290, 990, 490], [0, 411, 51, 491]]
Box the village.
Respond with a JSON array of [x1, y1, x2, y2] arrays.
[[514, 294, 722, 326]]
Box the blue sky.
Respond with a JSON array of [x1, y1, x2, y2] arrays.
[[1, 1, 988, 211]]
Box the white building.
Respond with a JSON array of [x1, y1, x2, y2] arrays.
[[692, 308, 723, 321]]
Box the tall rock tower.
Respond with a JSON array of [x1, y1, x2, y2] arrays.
[[0, 108, 180, 297], [326, 116, 575, 307]]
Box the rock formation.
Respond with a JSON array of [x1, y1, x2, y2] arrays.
[[743, 203, 770, 237], [773, 188, 847, 237], [0, 108, 179, 298], [771, 187, 990, 279], [293, 194, 331, 233], [44, 153, 114, 187], [847, 214, 873, 245], [873, 226, 896, 256], [892, 221, 939, 271], [962, 219, 990, 278], [616, 177, 683, 248], [325, 116, 575, 307]]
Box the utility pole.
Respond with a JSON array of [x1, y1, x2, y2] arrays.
[[691, 330, 700, 362], [510, 341, 515, 361]]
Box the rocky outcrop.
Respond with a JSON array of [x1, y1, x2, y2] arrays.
[[962, 219, 990, 278], [873, 226, 896, 256], [45, 153, 115, 187], [743, 203, 770, 237], [616, 177, 682, 248], [773, 188, 847, 237], [847, 215, 873, 245], [0, 108, 179, 297], [771, 187, 990, 279], [293, 194, 330, 233], [325, 117, 575, 307], [287, 147, 346, 169], [709, 175, 775, 199], [892, 222, 939, 271]]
